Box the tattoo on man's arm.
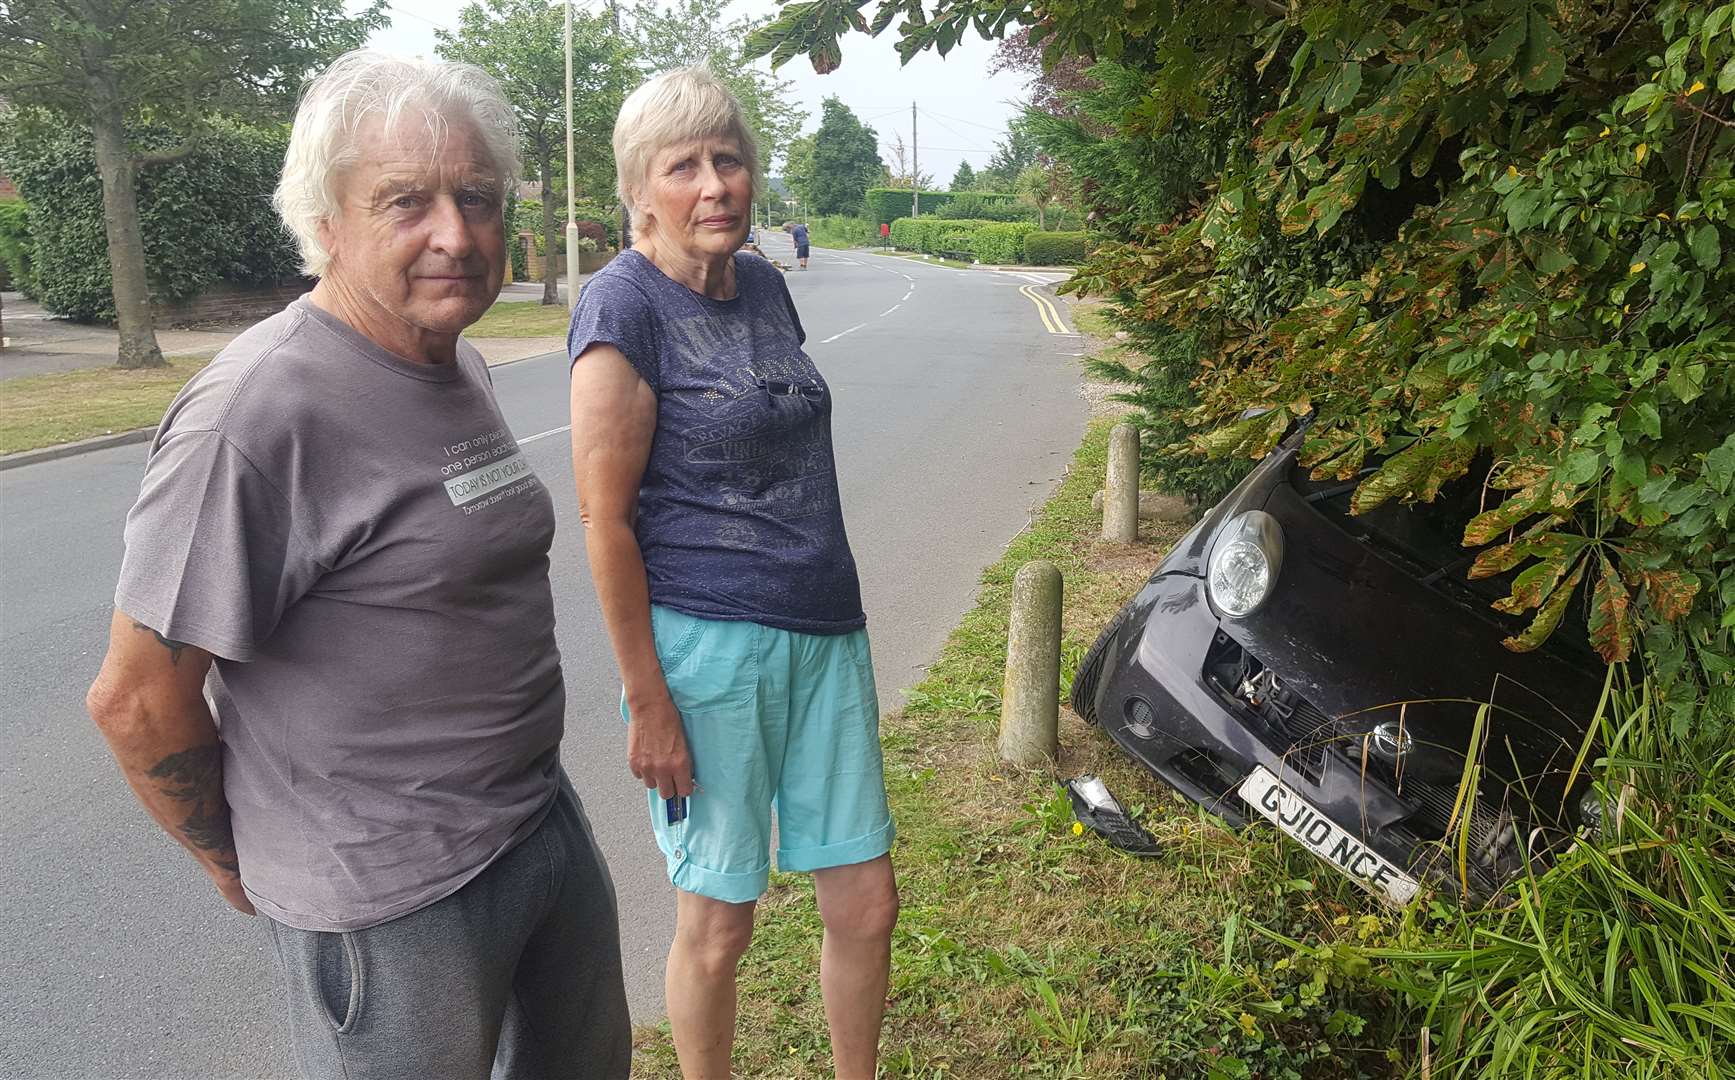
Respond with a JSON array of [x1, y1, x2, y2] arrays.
[[132, 621, 190, 665], [146, 745, 239, 874]]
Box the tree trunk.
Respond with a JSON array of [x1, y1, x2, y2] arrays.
[[1036, 202, 1046, 231], [90, 95, 166, 369], [539, 142, 559, 307]]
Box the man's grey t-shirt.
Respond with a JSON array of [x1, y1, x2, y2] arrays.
[[567, 250, 863, 634], [115, 298, 563, 932]]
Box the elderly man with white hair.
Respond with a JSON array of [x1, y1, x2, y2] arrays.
[[85, 50, 630, 1078]]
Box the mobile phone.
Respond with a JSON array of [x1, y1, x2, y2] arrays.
[[666, 769, 694, 826]]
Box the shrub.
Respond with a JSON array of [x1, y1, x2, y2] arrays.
[[865, 187, 947, 225], [934, 231, 975, 258], [1023, 230, 1092, 265], [0, 199, 34, 295], [889, 217, 1036, 263], [0, 118, 302, 321], [936, 190, 1030, 221], [864, 186, 1020, 226], [971, 221, 1037, 264]]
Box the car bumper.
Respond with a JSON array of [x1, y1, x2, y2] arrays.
[[1083, 567, 1520, 898]]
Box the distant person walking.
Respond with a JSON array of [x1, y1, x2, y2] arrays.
[[792, 220, 810, 268]]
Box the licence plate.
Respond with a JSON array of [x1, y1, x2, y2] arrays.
[[1238, 765, 1420, 907]]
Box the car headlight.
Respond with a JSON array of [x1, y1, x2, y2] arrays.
[[1207, 510, 1284, 617]]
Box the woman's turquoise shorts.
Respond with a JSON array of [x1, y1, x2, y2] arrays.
[[621, 605, 896, 904]]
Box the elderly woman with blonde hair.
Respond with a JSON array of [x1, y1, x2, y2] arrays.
[[567, 67, 899, 1078]]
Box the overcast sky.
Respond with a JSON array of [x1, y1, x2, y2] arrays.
[[361, 0, 1032, 183]]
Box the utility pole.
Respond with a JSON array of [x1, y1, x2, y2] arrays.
[[564, 0, 580, 307], [911, 101, 919, 218], [612, 0, 631, 251]]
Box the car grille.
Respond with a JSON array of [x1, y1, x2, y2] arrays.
[[1204, 633, 1341, 782], [1202, 633, 1538, 899], [1264, 695, 1338, 782]]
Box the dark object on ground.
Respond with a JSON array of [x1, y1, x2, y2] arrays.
[[1071, 426, 1602, 904], [1066, 774, 1162, 856]]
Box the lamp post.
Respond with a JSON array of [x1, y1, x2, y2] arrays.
[[564, 0, 580, 307]]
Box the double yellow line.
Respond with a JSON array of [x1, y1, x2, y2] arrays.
[[1019, 283, 1068, 334]]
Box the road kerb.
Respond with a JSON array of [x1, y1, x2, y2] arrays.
[[0, 427, 154, 472]]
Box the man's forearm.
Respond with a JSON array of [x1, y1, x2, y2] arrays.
[[88, 621, 241, 882], [134, 739, 240, 877]]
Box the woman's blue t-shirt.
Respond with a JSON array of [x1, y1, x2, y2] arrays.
[[567, 250, 864, 634]]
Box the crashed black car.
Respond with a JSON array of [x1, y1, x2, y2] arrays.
[[1071, 427, 1604, 904]]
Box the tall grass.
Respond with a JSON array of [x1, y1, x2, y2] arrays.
[[1366, 671, 1735, 1078]]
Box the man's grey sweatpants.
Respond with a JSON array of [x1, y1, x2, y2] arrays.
[[262, 776, 631, 1079]]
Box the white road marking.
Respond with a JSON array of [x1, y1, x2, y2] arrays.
[[879, 304, 902, 317], [901, 289, 913, 301], [517, 424, 572, 446], [821, 322, 869, 343]]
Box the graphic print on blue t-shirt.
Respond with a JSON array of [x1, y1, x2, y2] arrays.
[[567, 251, 864, 635]]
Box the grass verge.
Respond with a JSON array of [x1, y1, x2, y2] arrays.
[[465, 299, 572, 338], [879, 250, 975, 270], [0, 355, 211, 455], [631, 417, 1412, 1078]]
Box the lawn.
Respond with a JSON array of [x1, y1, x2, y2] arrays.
[[464, 299, 573, 338], [0, 299, 568, 457], [0, 355, 211, 455], [630, 413, 1409, 1076]]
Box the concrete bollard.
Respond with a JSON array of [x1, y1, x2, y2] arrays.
[[1092, 489, 1193, 523], [1103, 423, 1141, 543], [999, 560, 1063, 768]]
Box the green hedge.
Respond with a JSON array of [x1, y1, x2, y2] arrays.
[[0, 119, 303, 321], [1023, 231, 1092, 265], [934, 191, 1030, 222], [864, 187, 1018, 226], [888, 217, 1037, 264], [0, 199, 32, 294], [803, 215, 876, 249]]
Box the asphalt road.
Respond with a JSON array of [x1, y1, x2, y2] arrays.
[[0, 234, 1085, 1079]]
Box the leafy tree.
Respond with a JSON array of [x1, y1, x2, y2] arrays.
[[988, 27, 1094, 121], [781, 132, 818, 210], [950, 160, 976, 190], [749, 3, 1735, 725], [1014, 161, 1067, 230], [808, 97, 883, 215], [0, 0, 384, 367], [437, 0, 632, 305], [977, 113, 1040, 190], [630, 0, 806, 178]]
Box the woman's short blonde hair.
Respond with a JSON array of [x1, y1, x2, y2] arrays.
[[275, 50, 521, 277], [613, 66, 759, 235]]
